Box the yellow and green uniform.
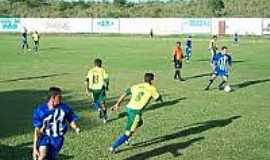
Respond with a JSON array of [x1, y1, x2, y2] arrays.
[[124, 82, 160, 135], [86, 67, 109, 103], [32, 33, 39, 42], [209, 39, 217, 52]]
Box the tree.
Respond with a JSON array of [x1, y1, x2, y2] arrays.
[[114, 0, 126, 6], [208, 0, 225, 17]]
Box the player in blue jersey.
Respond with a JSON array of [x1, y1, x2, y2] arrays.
[[185, 35, 192, 63], [233, 32, 239, 45], [205, 46, 232, 91], [32, 87, 80, 160], [21, 27, 30, 51]]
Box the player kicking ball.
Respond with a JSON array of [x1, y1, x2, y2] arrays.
[[205, 46, 232, 91], [109, 73, 163, 153], [32, 87, 80, 160], [85, 58, 109, 123]]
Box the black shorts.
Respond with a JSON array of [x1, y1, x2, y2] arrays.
[[34, 41, 39, 45], [174, 60, 182, 69]]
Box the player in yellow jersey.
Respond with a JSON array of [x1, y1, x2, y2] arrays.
[[32, 31, 40, 53], [85, 58, 109, 123], [208, 35, 218, 70], [109, 73, 163, 153]]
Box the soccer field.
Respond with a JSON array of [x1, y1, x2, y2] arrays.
[[0, 34, 270, 160]]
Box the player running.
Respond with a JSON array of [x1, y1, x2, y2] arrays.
[[32, 87, 80, 160], [172, 41, 185, 81], [109, 73, 163, 153], [185, 35, 192, 63], [205, 46, 232, 91], [85, 58, 109, 123], [32, 31, 40, 53]]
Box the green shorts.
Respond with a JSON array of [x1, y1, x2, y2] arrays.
[[125, 107, 143, 135], [92, 88, 106, 103]]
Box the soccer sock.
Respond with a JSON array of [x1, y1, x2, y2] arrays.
[[112, 134, 129, 149], [103, 108, 107, 119], [218, 81, 226, 89], [206, 79, 214, 89], [174, 71, 178, 79], [178, 70, 181, 79]]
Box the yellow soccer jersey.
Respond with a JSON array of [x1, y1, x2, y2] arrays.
[[32, 33, 39, 41], [209, 39, 217, 49], [127, 83, 160, 110], [86, 67, 109, 90]]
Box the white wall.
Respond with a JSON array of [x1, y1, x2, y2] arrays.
[[262, 18, 270, 35], [182, 18, 211, 34], [212, 18, 263, 35], [119, 18, 182, 35], [92, 18, 119, 33], [20, 18, 92, 33], [0, 18, 266, 35], [0, 18, 21, 32]]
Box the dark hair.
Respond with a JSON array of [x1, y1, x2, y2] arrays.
[[221, 46, 228, 50], [212, 35, 217, 38], [48, 87, 61, 99], [144, 73, 155, 83], [94, 58, 102, 67]]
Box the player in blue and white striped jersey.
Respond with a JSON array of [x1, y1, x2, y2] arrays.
[[32, 87, 80, 160], [205, 46, 232, 91]]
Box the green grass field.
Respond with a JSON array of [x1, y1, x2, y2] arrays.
[[0, 34, 270, 160]]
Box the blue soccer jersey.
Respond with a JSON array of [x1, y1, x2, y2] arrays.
[[212, 53, 232, 76], [32, 103, 78, 137], [185, 39, 192, 48]]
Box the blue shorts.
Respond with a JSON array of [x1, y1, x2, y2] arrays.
[[37, 135, 64, 160], [214, 71, 228, 78]]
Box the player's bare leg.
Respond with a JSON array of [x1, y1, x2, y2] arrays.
[[101, 102, 108, 123], [37, 146, 47, 160]]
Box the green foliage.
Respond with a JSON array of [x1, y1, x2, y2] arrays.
[[114, 0, 126, 6], [0, 0, 269, 17], [208, 0, 225, 17]]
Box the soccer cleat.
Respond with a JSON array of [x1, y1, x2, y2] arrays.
[[108, 147, 117, 154], [180, 78, 185, 81], [204, 87, 209, 91], [125, 139, 132, 146], [103, 118, 107, 124]]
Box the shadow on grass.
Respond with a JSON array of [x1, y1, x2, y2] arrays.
[[231, 78, 270, 91], [107, 97, 186, 123], [40, 46, 64, 51], [0, 89, 96, 139], [0, 73, 71, 83], [184, 73, 212, 81], [120, 115, 240, 153], [123, 137, 204, 160], [0, 142, 74, 160], [196, 59, 245, 64]]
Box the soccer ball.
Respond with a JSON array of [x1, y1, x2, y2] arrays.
[[224, 85, 231, 92]]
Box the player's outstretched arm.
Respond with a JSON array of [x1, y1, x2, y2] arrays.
[[111, 94, 127, 112]]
